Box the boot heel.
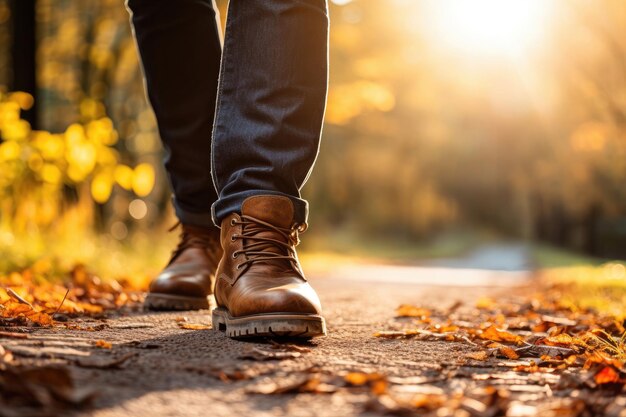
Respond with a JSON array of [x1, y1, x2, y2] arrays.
[[211, 308, 227, 332]]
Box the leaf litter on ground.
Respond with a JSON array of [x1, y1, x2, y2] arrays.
[[367, 284, 626, 416]]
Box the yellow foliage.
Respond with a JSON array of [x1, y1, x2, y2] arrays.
[[91, 171, 114, 203], [0, 91, 159, 232], [8, 92, 34, 110], [0, 141, 21, 160], [132, 163, 155, 197], [114, 165, 134, 190]]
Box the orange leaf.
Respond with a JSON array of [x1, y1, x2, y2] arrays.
[[543, 334, 575, 347], [479, 325, 523, 343], [595, 366, 621, 385], [465, 351, 489, 361], [514, 364, 541, 373], [95, 340, 112, 349], [499, 346, 520, 360], [396, 305, 431, 318]]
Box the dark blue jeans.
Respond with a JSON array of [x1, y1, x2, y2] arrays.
[[126, 0, 329, 227]]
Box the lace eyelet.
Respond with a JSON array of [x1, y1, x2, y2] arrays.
[[231, 234, 238, 242], [230, 218, 237, 226], [232, 251, 239, 259], [236, 264, 242, 270]]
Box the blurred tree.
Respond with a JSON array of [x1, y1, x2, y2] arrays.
[[2, 0, 626, 258], [8, 0, 37, 128]]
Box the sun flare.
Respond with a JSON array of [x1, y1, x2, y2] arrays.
[[425, 0, 554, 56]]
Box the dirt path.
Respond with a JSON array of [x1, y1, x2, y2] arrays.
[[2, 266, 536, 417]]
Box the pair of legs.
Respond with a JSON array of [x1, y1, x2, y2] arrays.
[[127, 0, 328, 226], [126, 0, 329, 338]]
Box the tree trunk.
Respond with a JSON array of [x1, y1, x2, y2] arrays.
[[9, 0, 37, 129]]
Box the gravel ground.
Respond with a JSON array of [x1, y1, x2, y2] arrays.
[[2, 269, 529, 417]]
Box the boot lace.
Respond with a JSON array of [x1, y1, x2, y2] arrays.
[[231, 215, 307, 270]]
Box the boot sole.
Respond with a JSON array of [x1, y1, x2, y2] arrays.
[[144, 293, 211, 311], [211, 307, 326, 339]]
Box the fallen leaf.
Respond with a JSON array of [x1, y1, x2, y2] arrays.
[[500, 346, 520, 360], [373, 330, 419, 339], [516, 343, 577, 358], [396, 305, 431, 318], [238, 346, 302, 361], [178, 322, 211, 330], [344, 372, 387, 395], [268, 340, 311, 353], [95, 339, 112, 349], [465, 351, 489, 361], [246, 373, 336, 394], [6, 288, 33, 308], [513, 363, 542, 373], [594, 366, 621, 385], [479, 325, 523, 343]]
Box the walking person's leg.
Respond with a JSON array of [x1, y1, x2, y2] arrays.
[[126, 0, 223, 310], [211, 0, 329, 338]]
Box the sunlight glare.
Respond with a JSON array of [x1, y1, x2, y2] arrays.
[[425, 0, 554, 56]]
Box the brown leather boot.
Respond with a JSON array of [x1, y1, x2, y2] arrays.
[[145, 224, 222, 310], [212, 195, 326, 338]]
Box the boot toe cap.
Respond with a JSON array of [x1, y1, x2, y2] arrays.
[[230, 281, 322, 317], [149, 271, 212, 298]]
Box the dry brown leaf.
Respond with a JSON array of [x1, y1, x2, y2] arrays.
[[429, 323, 460, 333], [246, 373, 336, 395], [373, 330, 419, 339], [396, 305, 431, 318], [542, 333, 578, 347], [94, 340, 112, 349], [238, 347, 302, 361], [344, 372, 387, 395], [6, 288, 33, 308], [0, 300, 53, 326], [479, 325, 523, 343], [500, 346, 520, 360], [178, 322, 211, 330], [594, 366, 621, 385], [268, 340, 311, 353], [465, 351, 489, 361], [513, 363, 542, 373]]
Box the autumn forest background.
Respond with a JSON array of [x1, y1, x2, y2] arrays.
[[2, 0, 626, 285]]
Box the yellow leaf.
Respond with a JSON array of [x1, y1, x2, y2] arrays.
[[8, 92, 34, 110], [114, 165, 134, 190], [91, 172, 113, 203], [132, 163, 155, 197], [0, 141, 21, 160]]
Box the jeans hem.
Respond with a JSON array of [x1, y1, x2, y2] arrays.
[[212, 191, 309, 226]]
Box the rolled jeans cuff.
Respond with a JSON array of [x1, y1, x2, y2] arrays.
[[172, 197, 216, 229], [211, 190, 309, 227]]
